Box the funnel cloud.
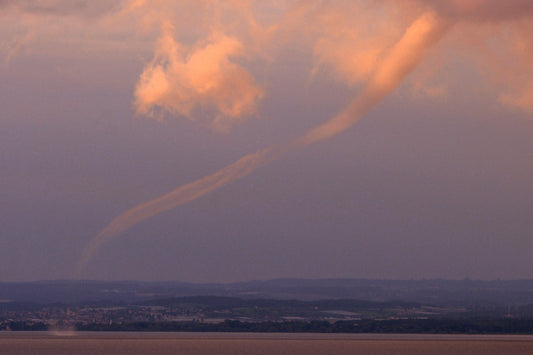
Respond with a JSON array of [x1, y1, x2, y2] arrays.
[[77, 0, 533, 273], [77, 7, 450, 272], [2, 0, 533, 281]]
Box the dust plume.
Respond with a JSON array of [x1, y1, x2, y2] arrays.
[[76, 8, 450, 274]]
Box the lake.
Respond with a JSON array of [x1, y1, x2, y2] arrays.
[[1, 332, 533, 354]]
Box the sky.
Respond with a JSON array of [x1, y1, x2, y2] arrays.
[[1, 0, 533, 282]]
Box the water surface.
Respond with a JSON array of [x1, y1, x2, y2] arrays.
[[1, 332, 533, 354]]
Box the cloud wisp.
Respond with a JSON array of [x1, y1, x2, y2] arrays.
[[0, 0, 120, 18]]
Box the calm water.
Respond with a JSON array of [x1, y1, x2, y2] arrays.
[[1, 332, 533, 354]]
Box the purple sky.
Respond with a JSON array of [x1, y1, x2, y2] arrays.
[[1, 0, 533, 282]]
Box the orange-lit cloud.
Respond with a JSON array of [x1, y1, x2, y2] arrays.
[[123, 0, 285, 131], [307, 1, 408, 86], [419, 0, 533, 110], [423, 0, 533, 22], [4, 1, 533, 113], [0, 0, 138, 64], [134, 24, 264, 132]]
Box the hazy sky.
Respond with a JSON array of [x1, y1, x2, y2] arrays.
[[2, 0, 533, 282]]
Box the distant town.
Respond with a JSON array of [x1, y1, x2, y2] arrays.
[[1, 279, 533, 333]]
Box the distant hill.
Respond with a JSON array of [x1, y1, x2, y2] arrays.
[[1, 279, 533, 305]]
